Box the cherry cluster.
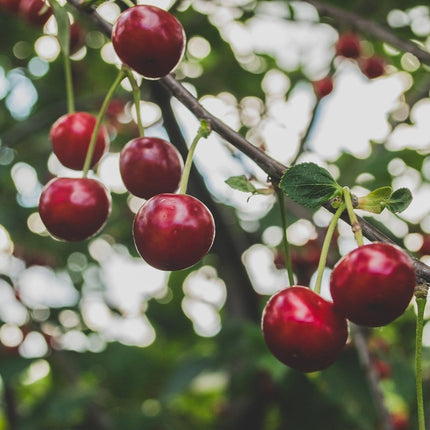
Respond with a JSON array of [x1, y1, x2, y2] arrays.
[[312, 32, 387, 100], [37, 5, 215, 271], [262, 242, 416, 373]]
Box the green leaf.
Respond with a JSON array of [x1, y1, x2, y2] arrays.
[[356, 186, 393, 214], [279, 162, 342, 208], [49, 0, 70, 56], [225, 175, 258, 194], [387, 188, 412, 213]]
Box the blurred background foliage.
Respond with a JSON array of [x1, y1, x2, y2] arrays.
[[0, 0, 430, 429]]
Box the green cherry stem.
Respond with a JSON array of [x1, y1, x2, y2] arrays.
[[313, 203, 345, 295], [178, 119, 211, 195], [343, 186, 364, 247], [276, 189, 294, 286], [63, 51, 75, 114], [415, 287, 427, 430], [82, 68, 125, 177], [125, 67, 144, 137], [121, 0, 135, 8]]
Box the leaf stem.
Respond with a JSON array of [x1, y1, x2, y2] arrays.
[[343, 186, 364, 247], [276, 189, 294, 286], [125, 67, 144, 137], [82, 69, 125, 177], [415, 290, 427, 430], [313, 203, 345, 295], [178, 119, 211, 194]]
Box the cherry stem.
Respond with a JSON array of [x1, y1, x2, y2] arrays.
[[178, 119, 211, 195], [343, 186, 364, 247], [63, 42, 74, 113], [276, 189, 294, 285], [313, 203, 345, 295], [82, 68, 125, 177], [125, 67, 144, 137], [121, 0, 135, 8], [415, 292, 427, 430]]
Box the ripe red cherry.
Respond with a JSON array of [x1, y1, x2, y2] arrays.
[[312, 76, 334, 99], [335, 33, 361, 58], [111, 5, 186, 79], [70, 22, 86, 55], [120, 137, 183, 199], [262, 286, 348, 372], [330, 243, 416, 327], [133, 193, 215, 271], [360, 56, 385, 79], [0, 0, 20, 13], [38, 177, 111, 242], [19, 0, 52, 27], [50, 112, 109, 171]]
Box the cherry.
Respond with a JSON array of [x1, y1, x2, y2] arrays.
[[70, 22, 86, 55], [0, 0, 20, 13], [360, 56, 385, 79], [50, 112, 109, 171], [19, 0, 52, 27], [312, 76, 334, 99], [335, 33, 361, 58], [111, 5, 186, 79], [133, 193, 215, 271], [38, 177, 111, 242], [330, 243, 416, 327], [120, 137, 183, 199], [262, 286, 348, 372]]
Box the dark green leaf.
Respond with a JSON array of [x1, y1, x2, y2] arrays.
[[225, 175, 258, 193], [387, 188, 413, 213], [356, 186, 393, 214], [49, 0, 70, 56], [279, 162, 342, 208]]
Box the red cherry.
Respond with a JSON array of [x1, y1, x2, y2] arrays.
[[19, 0, 52, 27], [111, 5, 186, 79], [69, 22, 86, 55], [391, 412, 410, 430], [38, 177, 111, 242], [312, 76, 334, 99], [360, 56, 386, 79], [335, 33, 361, 58], [0, 0, 20, 13], [120, 137, 183, 199], [330, 243, 416, 327], [262, 286, 348, 372], [50, 112, 109, 171], [133, 193, 215, 271], [372, 358, 392, 379]]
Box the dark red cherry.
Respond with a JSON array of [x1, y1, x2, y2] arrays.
[[133, 193, 215, 271], [360, 56, 386, 79], [19, 0, 52, 27], [313, 76, 334, 99], [50, 112, 109, 171], [335, 33, 361, 58], [262, 286, 348, 372], [38, 177, 111, 242], [69, 22, 86, 55], [330, 243, 416, 327], [120, 137, 183, 199], [111, 5, 185, 79], [0, 0, 20, 13]]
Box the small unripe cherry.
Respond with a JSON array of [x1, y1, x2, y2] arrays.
[[360, 56, 386, 79], [312, 76, 334, 99]]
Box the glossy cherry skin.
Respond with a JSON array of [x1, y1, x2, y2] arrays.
[[262, 286, 348, 372], [112, 5, 185, 79], [38, 177, 111, 242], [360, 56, 385, 79], [50, 112, 109, 171], [330, 243, 416, 327], [313, 76, 333, 99], [133, 193, 215, 271], [120, 137, 183, 199], [335, 33, 361, 58], [0, 0, 20, 13], [19, 0, 52, 27]]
